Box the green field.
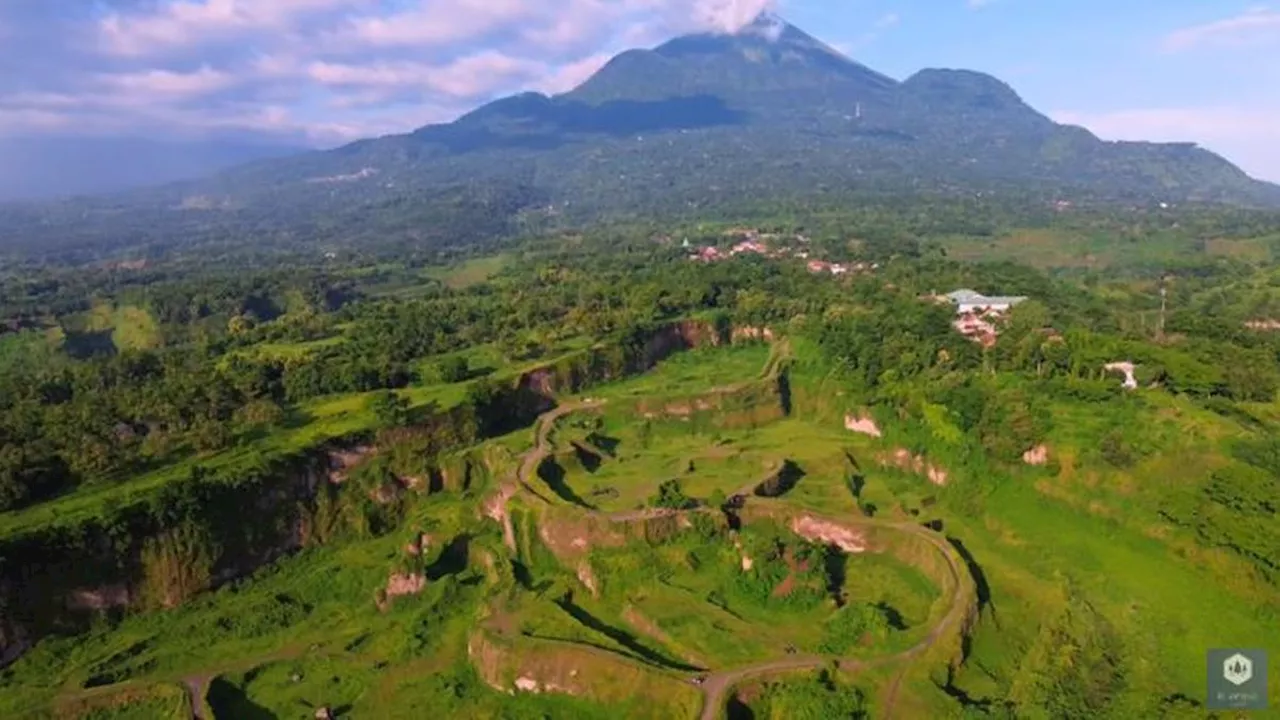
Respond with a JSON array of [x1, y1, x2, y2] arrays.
[[4, 221, 1280, 720], [424, 254, 512, 290]]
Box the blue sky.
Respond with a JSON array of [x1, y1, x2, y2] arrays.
[[0, 0, 1276, 180]]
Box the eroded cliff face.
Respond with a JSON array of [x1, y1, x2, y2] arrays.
[[0, 451, 340, 665], [0, 320, 732, 666]]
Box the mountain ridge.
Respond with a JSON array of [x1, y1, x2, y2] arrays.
[[1, 14, 1277, 257]]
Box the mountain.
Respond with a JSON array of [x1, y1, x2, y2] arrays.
[[0, 137, 307, 202], [2, 14, 1278, 258]]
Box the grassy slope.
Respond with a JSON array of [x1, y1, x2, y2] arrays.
[[424, 254, 512, 290], [0, 338, 582, 539], [5, 341, 1280, 717], [939, 228, 1279, 271]]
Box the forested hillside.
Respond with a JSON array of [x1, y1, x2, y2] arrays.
[[1, 14, 1277, 263]]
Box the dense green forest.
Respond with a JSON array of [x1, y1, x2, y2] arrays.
[[0, 200, 1279, 718]]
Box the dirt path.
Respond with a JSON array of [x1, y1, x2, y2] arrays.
[[495, 369, 972, 720], [488, 399, 608, 548], [693, 511, 971, 720], [184, 675, 209, 719]]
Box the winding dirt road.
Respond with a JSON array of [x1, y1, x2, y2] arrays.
[[504, 402, 976, 720], [693, 512, 971, 720]]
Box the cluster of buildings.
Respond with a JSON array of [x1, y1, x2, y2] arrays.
[[939, 289, 1028, 347], [684, 229, 875, 277], [805, 260, 876, 276]]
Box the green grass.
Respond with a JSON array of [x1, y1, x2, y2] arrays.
[[0, 380, 469, 539], [0, 337, 606, 539], [224, 335, 347, 364], [938, 229, 1231, 271], [0, 326, 613, 540], [591, 343, 771, 401], [0, 493, 494, 717], [546, 415, 869, 515], [584, 520, 936, 668], [9, 330, 1280, 717], [424, 254, 511, 290]]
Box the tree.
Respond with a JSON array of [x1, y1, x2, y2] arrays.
[[429, 355, 470, 384], [367, 390, 410, 429], [651, 479, 696, 510]]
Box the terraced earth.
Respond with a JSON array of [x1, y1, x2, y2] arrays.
[[476, 383, 977, 719], [4, 331, 1277, 719]]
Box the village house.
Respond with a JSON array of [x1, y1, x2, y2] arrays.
[[945, 289, 1028, 315], [730, 240, 767, 255], [688, 246, 724, 262], [942, 289, 1029, 347]]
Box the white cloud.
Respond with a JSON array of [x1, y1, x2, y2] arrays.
[[1052, 107, 1280, 182], [98, 66, 235, 97], [342, 0, 535, 48], [307, 52, 545, 99], [535, 54, 614, 95], [1163, 8, 1280, 52], [99, 0, 373, 56], [691, 0, 777, 34], [53, 0, 789, 145]]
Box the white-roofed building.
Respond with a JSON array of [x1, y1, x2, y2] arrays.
[[945, 289, 1028, 315]]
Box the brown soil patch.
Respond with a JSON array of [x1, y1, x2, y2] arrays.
[[486, 607, 520, 637], [771, 573, 796, 598], [770, 551, 809, 598], [623, 605, 705, 666], [733, 683, 763, 705]]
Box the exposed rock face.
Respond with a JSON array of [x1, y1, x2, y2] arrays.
[[731, 326, 775, 343], [880, 448, 949, 486], [66, 585, 130, 611], [1245, 319, 1280, 330], [1022, 444, 1050, 466], [791, 515, 867, 553], [327, 445, 373, 484], [385, 572, 426, 598], [522, 368, 558, 397], [0, 617, 29, 668], [576, 562, 600, 597], [405, 533, 432, 556], [927, 466, 949, 486], [483, 484, 517, 550], [1104, 362, 1138, 390], [371, 481, 403, 505], [515, 677, 540, 692], [843, 413, 882, 437]]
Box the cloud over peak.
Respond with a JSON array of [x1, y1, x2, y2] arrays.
[[0, 0, 803, 144]]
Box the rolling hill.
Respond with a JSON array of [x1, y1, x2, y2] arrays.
[[1, 13, 1278, 259]]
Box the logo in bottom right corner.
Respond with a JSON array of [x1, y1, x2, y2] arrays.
[[1208, 648, 1268, 711]]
